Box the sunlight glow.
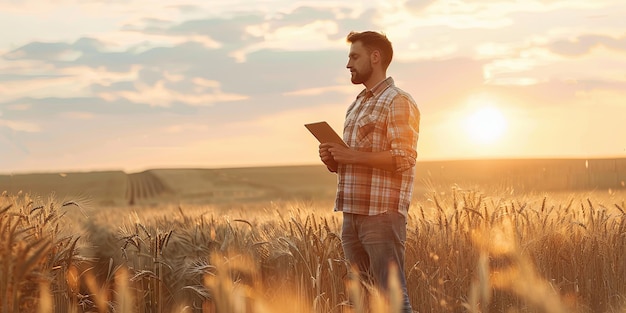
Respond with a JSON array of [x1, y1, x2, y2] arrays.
[[463, 105, 508, 145]]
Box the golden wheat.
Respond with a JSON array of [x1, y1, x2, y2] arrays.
[[2, 188, 626, 312]]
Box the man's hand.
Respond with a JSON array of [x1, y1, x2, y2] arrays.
[[319, 143, 340, 172], [321, 142, 397, 172], [321, 142, 357, 164]]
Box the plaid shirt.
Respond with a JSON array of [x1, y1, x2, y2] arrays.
[[334, 77, 420, 217]]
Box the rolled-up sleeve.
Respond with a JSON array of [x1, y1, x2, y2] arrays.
[[387, 94, 420, 172]]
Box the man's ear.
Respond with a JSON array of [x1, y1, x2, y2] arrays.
[[370, 50, 381, 65]]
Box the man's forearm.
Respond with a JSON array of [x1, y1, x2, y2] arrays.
[[354, 150, 396, 171], [324, 143, 400, 172]]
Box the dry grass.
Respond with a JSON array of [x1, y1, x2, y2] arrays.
[[2, 187, 626, 312]]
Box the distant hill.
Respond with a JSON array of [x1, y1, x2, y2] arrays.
[[414, 157, 626, 191], [0, 170, 128, 206], [1, 158, 624, 207]]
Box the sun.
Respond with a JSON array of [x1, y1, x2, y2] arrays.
[[463, 106, 508, 145]]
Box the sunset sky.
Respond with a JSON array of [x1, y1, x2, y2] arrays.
[[1, 0, 625, 174]]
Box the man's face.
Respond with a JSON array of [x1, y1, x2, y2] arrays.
[[346, 41, 373, 85]]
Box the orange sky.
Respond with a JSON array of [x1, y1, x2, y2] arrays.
[[0, 0, 625, 174]]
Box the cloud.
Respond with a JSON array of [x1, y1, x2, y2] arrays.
[[4, 37, 103, 62], [4, 41, 78, 61], [405, 0, 437, 13], [3, 1, 622, 118], [327, 8, 381, 41], [59, 112, 95, 120], [124, 5, 380, 52], [0, 119, 40, 132], [0, 4, 382, 109], [548, 34, 626, 56], [1, 34, 350, 117], [0, 96, 189, 119], [272, 6, 337, 28], [3, 37, 138, 72], [98, 79, 249, 107], [0, 73, 70, 82], [124, 13, 265, 50], [165, 4, 203, 14]]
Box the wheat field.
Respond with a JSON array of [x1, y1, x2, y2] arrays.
[[1, 162, 626, 313]]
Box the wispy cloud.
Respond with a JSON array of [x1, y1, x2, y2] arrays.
[[548, 34, 626, 56], [98, 79, 249, 107], [0, 119, 40, 133]]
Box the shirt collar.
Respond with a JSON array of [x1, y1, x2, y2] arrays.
[[356, 77, 395, 100]]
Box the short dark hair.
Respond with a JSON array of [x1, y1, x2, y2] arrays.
[[346, 31, 393, 70]]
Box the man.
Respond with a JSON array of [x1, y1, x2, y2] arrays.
[[319, 31, 420, 313]]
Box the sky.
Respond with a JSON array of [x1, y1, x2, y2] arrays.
[[1, 0, 625, 174]]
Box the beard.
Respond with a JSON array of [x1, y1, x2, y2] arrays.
[[350, 64, 373, 84]]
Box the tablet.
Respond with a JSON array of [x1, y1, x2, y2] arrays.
[[304, 121, 348, 147]]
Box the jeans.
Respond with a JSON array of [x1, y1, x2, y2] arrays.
[[342, 211, 412, 313]]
